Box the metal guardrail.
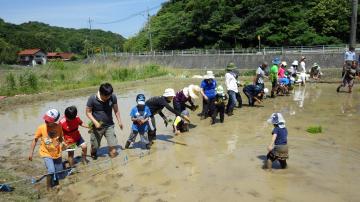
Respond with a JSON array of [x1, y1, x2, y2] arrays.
[[107, 45, 349, 57]]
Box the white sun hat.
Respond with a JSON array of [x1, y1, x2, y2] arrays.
[[163, 88, 176, 97], [267, 112, 286, 128], [204, 70, 215, 79], [292, 60, 299, 66]]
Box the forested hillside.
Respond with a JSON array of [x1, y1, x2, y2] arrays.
[[0, 18, 125, 63], [124, 0, 355, 51]]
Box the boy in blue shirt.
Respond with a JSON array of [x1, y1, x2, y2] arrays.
[[125, 94, 152, 150], [266, 112, 289, 170]]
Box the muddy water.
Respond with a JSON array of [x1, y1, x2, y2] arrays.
[[1, 80, 360, 201]]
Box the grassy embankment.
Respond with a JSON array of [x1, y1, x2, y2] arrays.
[[0, 61, 169, 96]]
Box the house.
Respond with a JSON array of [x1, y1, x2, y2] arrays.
[[47, 52, 74, 61], [18, 48, 47, 66]]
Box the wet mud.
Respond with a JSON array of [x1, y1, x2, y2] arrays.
[[0, 79, 360, 201]]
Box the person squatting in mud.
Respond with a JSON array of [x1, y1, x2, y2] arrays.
[[125, 94, 152, 150], [145, 88, 190, 144], [173, 110, 190, 135], [265, 112, 289, 170], [29, 109, 65, 190], [242, 84, 267, 107], [86, 83, 124, 159]]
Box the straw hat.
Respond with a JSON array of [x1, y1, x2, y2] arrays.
[[188, 84, 201, 99]]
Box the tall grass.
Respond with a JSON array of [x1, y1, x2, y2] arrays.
[[0, 62, 169, 96]]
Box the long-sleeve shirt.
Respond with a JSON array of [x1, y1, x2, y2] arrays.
[[173, 90, 194, 106], [225, 72, 239, 93], [145, 96, 182, 117]]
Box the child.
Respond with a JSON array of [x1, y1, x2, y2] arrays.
[[28, 109, 64, 190], [337, 61, 358, 93], [243, 84, 266, 106], [125, 94, 152, 150], [265, 112, 289, 170], [173, 110, 190, 135], [59, 106, 89, 167], [211, 85, 227, 125]]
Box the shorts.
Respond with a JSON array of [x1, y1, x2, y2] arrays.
[[43, 157, 64, 180], [148, 116, 156, 132], [90, 125, 118, 149], [75, 136, 86, 147]]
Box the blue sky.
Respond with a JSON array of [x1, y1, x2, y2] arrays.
[[0, 0, 168, 38]]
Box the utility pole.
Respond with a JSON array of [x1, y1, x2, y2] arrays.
[[147, 9, 153, 52], [88, 17, 94, 56], [350, 0, 358, 48]]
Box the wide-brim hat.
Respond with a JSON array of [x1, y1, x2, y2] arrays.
[[272, 57, 281, 65], [188, 84, 201, 99], [183, 87, 190, 98], [267, 112, 286, 128], [292, 60, 299, 66], [226, 62, 237, 71], [204, 71, 215, 79], [163, 88, 175, 97], [43, 109, 60, 123]]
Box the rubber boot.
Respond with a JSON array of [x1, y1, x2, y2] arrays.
[[279, 160, 287, 169], [46, 175, 52, 191], [125, 141, 131, 149], [336, 85, 341, 92]]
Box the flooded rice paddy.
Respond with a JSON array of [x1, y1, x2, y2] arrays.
[[0, 79, 359, 201]]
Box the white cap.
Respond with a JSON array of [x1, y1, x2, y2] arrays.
[[43, 109, 60, 123], [163, 88, 175, 97]]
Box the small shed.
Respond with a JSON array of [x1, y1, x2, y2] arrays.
[[18, 49, 47, 66], [47, 52, 74, 61]]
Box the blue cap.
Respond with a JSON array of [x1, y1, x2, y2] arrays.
[[272, 57, 281, 65]]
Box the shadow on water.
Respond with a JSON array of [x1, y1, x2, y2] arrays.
[[96, 145, 122, 157], [156, 134, 188, 146]]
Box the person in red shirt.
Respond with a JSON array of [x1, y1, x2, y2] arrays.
[[60, 106, 89, 166]]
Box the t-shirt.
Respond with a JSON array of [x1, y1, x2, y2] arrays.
[[243, 85, 262, 97], [269, 65, 278, 82], [278, 68, 285, 78], [345, 51, 356, 61], [214, 93, 227, 106], [34, 123, 63, 159], [225, 72, 238, 92], [272, 127, 288, 145], [59, 117, 83, 145], [130, 105, 152, 132], [145, 96, 181, 117], [200, 79, 217, 99], [300, 61, 306, 73], [256, 66, 265, 84], [86, 94, 117, 127]]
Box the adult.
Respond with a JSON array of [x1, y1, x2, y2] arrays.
[[146, 88, 190, 143], [270, 57, 280, 98], [225, 63, 239, 116], [200, 71, 217, 119], [289, 60, 298, 78], [173, 84, 201, 113], [299, 56, 307, 86], [310, 63, 322, 80], [231, 69, 243, 108], [243, 85, 267, 107], [86, 83, 123, 159], [255, 62, 268, 90]]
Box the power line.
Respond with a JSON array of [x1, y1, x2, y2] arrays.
[[94, 5, 161, 25]]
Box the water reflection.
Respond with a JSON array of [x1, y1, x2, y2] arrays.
[[293, 86, 306, 108]]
